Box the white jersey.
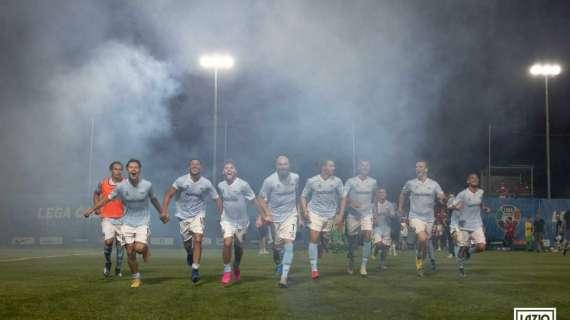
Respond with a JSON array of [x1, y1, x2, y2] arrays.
[[172, 175, 219, 220], [401, 177, 443, 223], [301, 175, 344, 218], [258, 172, 299, 223], [218, 178, 256, 228], [455, 188, 484, 231], [109, 179, 155, 227], [343, 176, 377, 218], [375, 200, 395, 228]]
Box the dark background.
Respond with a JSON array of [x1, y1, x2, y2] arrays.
[[1, 0, 569, 223]]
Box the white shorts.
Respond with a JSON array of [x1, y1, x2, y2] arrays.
[[308, 211, 335, 233], [346, 215, 373, 236], [373, 226, 391, 246], [101, 218, 123, 241], [457, 227, 486, 247], [179, 216, 205, 242], [220, 221, 248, 243], [410, 218, 433, 239], [271, 214, 298, 243], [122, 224, 150, 245]]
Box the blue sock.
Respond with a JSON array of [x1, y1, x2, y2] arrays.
[[104, 245, 112, 264], [115, 243, 124, 268], [282, 243, 294, 279], [362, 241, 372, 265], [457, 247, 467, 269], [380, 247, 387, 265], [428, 240, 435, 261], [309, 243, 318, 271]]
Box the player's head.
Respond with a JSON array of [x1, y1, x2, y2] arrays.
[[223, 160, 237, 181], [126, 159, 141, 180], [108, 161, 123, 180], [358, 160, 370, 176], [275, 155, 290, 177], [321, 160, 335, 176], [188, 159, 202, 176], [416, 160, 428, 178], [466, 173, 479, 188], [376, 188, 387, 201]]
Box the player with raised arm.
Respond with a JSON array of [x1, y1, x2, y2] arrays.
[[451, 173, 490, 277], [162, 159, 222, 283], [92, 161, 125, 277], [217, 160, 262, 286], [84, 159, 168, 288]]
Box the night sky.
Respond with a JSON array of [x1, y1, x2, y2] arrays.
[[1, 0, 569, 208]]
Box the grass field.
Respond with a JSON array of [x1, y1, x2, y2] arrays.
[[1, 247, 569, 320]]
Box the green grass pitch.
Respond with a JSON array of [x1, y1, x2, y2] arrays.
[[1, 248, 569, 319]]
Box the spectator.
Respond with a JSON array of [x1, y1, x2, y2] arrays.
[[504, 216, 516, 250], [533, 212, 545, 252], [524, 217, 534, 251], [445, 193, 457, 258], [563, 211, 570, 256], [554, 212, 564, 252], [497, 181, 509, 198]]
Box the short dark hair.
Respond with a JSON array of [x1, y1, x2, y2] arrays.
[[223, 159, 236, 168], [321, 159, 335, 167], [275, 154, 289, 161], [189, 159, 201, 165], [108, 161, 123, 171], [126, 158, 142, 168]]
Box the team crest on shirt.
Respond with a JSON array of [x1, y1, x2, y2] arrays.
[[495, 204, 521, 230]]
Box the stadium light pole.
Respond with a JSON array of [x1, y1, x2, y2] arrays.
[[199, 54, 234, 183], [529, 63, 562, 199]]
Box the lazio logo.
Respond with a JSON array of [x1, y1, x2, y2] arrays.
[[496, 204, 522, 230]]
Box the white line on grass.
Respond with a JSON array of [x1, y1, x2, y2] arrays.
[[0, 252, 98, 262]]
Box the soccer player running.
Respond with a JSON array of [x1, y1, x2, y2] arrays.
[[84, 159, 168, 288], [341, 160, 377, 276], [217, 160, 262, 286], [91, 161, 125, 277], [372, 188, 396, 272], [399, 160, 445, 277], [162, 159, 222, 284], [301, 160, 345, 280], [257, 155, 300, 288], [450, 173, 490, 277]]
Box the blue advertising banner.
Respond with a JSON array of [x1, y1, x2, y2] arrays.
[[483, 197, 570, 244]]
